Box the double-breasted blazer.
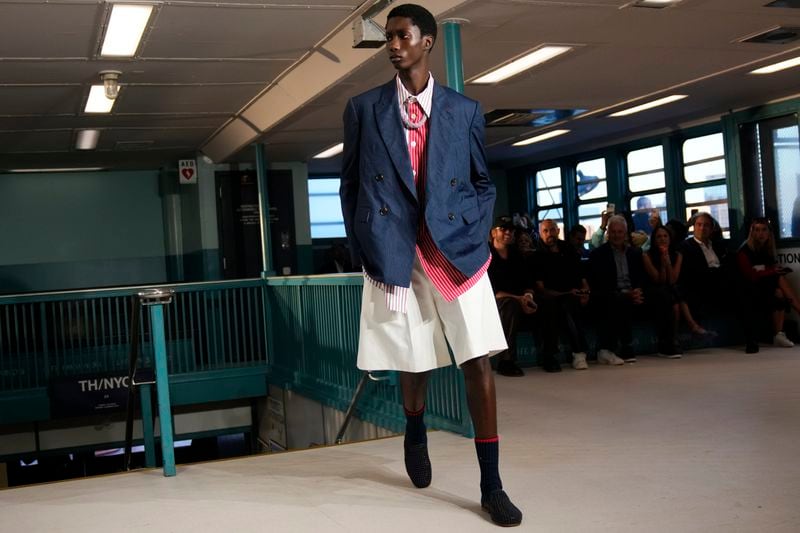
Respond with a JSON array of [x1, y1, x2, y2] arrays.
[[340, 79, 495, 288]]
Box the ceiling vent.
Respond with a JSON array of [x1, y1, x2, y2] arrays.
[[114, 140, 154, 151], [741, 26, 800, 45], [484, 108, 586, 128], [765, 1, 800, 8]]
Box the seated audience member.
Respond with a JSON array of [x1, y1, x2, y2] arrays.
[[679, 212, 729, 336], [567, 224, 589, 259], [590, 209, 611, 249], [535, 220, 591, 371], [488, 216, 538, 376], [588, 215, 646, 365], [665, 219, 688, 243], [736, 218, 800, 353], [642, 225, 684, 358]]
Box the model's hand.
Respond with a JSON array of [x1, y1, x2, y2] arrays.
[[629, 288, 645, 305], [520, 293, 538, 314]]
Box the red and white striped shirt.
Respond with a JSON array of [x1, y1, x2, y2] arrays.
[[366, 74, 490, 313]]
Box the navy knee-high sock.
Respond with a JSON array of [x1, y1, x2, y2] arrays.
[[404, 405, 427, 445], [475, 436, 502, 497]]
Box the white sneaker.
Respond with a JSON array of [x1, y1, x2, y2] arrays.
[[572, 352, 588, 370], [597, 349, 625, 366], [773, 332, 795, 348]]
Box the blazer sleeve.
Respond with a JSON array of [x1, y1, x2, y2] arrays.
[[468, 101, 495, 242], [339, 98, 362, 266]]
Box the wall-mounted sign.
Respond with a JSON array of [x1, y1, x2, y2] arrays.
[[179, 159, 197, 185]]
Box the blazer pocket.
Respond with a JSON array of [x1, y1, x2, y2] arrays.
[[461, 205, 480, 224], [358, 206, 371, 223]]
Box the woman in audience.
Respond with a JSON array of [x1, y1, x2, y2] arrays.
[[736, 217, 800, 353], [642, 225, 683, 357]]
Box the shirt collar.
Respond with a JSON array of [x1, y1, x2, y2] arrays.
[[395, 73, 434, 118]]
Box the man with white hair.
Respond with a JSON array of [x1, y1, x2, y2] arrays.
[[588, 215, 646, 364]]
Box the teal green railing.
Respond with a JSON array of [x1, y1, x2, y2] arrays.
[[265, 274, 473, 437], [1, 275, 472, 437]]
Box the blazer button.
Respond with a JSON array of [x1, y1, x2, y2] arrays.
[[450, 178, 457, 187], [448, 212, 455, 221], [379, 206, 389, 216], [374, 174, 384, 182]]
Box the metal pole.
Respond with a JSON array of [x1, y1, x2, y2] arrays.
[[139, 289, 177, 477], [254, 143, 275, 276], [443, 19, 467, 94]]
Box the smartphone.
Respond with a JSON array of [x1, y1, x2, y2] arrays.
[[606, 203, 615, 214]]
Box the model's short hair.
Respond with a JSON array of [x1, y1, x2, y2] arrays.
[[387, 4, 438, 44]]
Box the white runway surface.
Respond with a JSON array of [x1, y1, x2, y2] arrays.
[[2, 346, 800, 532]]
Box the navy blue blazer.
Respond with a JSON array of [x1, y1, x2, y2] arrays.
[[340, 79, 495, 288]]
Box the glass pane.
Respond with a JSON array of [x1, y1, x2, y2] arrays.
[[684, 184, 728, 205], [308, 195, 344, 224], [772, 124, 800, 239], [685, 203, 729, 234], [630, 193, 667, 234], [684, 158, 726, 184], [578, 201, 606, 219], [577, 216, 602, 239], [576, 157, 607, 201], [537, 188, 562, 207], [311, 223, 347, 239], [683, 132, 724, 164], [627, 145, 664, 175], [537, 207, 563, 224], [536, 167, 561, 189], [628, 171, 665, 192], [308, 178, 341, 195], [308, 177, 346, 239]]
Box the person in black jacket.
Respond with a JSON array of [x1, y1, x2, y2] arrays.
[[588, 215, 646, 364], [678, 212, 729, 336]]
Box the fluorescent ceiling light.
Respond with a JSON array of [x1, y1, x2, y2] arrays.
[[85, 85, 117, 113], [468, 45, 573, 85], [313, 143, 344, 159], [75, 129, 100, 150], [512, 129, 570, 147], [101, 4, 154, 57], [750, 55, 800, 74], [631, 0, 683, 7], [608, 94, 688, 117], [7, 167, 105, 173]]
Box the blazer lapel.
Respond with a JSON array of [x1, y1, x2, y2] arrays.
[[426, 83, 454, 187], [374, 81, 416, 201]]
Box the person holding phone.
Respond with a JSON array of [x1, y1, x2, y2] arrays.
[[736, 217, 800, 353]]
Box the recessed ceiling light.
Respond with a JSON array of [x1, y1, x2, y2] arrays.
[[75, 129, 100, 150], [750, 55, 800, 74], [608, 94, 688, 117], [100, 4, 154, 57], [84, 85, 117, 114], [313, 143, 344, 159], [512, 129, 570, 147], [468, 45, 573, 85]]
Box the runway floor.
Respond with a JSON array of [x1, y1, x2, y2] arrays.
[[2, 345, 799, 532]]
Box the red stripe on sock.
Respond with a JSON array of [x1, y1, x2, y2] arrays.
[[404, 405, 425, 417], [474, 436, 499, 444]]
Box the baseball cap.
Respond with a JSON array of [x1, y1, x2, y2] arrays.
[[493, 216, 514, 230]]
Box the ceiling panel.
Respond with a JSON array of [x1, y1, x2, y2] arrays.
[[143, 5, 352, 59], [116, 85, 263, 114], [0, 3, 100, 58], [0, 87, 83, 115], [0, 130, 72, 153]]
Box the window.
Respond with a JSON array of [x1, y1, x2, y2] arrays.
[[533, 166, 564, 231], [772, 124, 800, 239], [308, 178, 346, 239], [682, 132, 729, 236], [627, 145, 667, 233], [575, 157, 607, 240]]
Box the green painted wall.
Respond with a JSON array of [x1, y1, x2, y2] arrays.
[[0, 170, 167, 293]]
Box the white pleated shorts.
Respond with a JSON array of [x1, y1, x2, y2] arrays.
[[357, 256, 508, 373]]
